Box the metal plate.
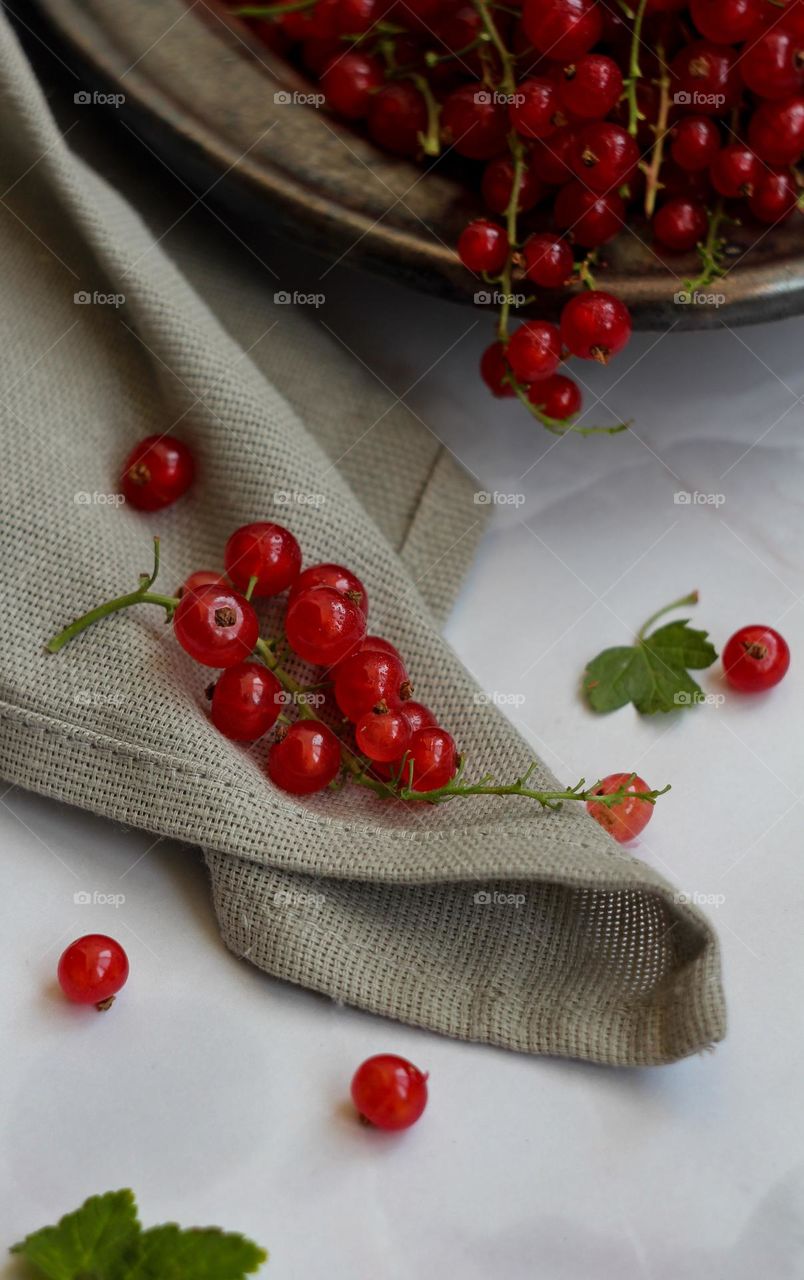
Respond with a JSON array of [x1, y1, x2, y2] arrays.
[[28, 0, 804, 328]]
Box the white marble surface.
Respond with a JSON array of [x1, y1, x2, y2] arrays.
[[3, 255, 804, 1275]]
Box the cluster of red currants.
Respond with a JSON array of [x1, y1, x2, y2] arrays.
[[230, 0, 804, 431]]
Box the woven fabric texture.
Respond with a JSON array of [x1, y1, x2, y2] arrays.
[[0, 14, 725, 1066]]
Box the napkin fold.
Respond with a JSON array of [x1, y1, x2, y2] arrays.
[[0, 11, 725, 1065]]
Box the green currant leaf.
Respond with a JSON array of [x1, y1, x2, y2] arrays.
[[127, 1225, 267, 1279], [583, 601, 718, 716], [10, 1189, 140, 1280]]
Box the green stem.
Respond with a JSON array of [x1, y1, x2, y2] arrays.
[[637, 590, 699, 641], [232, 0, 316, 15], [625, 0, 649, 137], [642, 44, 670, 219], [684, 199, 728, 293]]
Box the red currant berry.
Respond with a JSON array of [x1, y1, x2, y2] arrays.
[[521, 233, 574, 287], [367, 81, 427, 156], [509, 77, 563, 139], [709, 144, 759, 198], [748, 96, 804, 165], [528, 372, 582, 419], [505, 321, 562, 383], [173, 584, 259, 667], [336, 0, 387, 33], [480, 341, 515, 397], [573, 122, 639, 193], [405, 726, 458, 791], [557, 54, 623, 119], [669, 116, 721, 172], [457, 220, 509, 274], [288, 563, 368, 616], [740, 26, 804, 100], [670, 41, 740, 114], [399, 701, 437, 734], [210, 661, 282, 740], [560, 290, 631, 363], [653, 197, 709, 251], [285, 586, 367, 666], [267, 721, 342, 794], [58, 934, 129, 1009], [523, 0, 603, 62], [321, 51, 383, 119], [177, 570, 228, 597], [690, 0, 766, 42], [749, 167, 800, 222], [351, 1054, 428, 1130], [554, 182, 624, 247], [335, 650, 409, 720], [440, 84, 508, 160], [224, 522, 302, 597], [362, 636, 404, 663], [120, 434, 194, 511], [722, 625, 790, 691], [356, 702, 412, 762], [586, 773, 654, 843], [481, 157, 545, 215], [530, 126, 578, 184]]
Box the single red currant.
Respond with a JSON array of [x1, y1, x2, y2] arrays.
[[523, 0, 603, 62], [480, 341, 515, 397], [521, 233, 574, 287], [653, 197, 709, 251], [740, 26, 804, 100], [505, 321, 562, 383], [722, 625, 790, 691], [690, 0, 766, 42], [557, 54, 623, 119], [120, 435, 194, 511], [553, 182, 624, 247], [285, 585, 367, 665], [586, 773, 654, 843], [335, 650, 409, 720], [173, 584, 259, 667], [457, 220, 509, 274], [404, 726, 458, 791], [560, 290, 631, 362], [530, 126, 578, 184], [224, 522, 302, 597], [509, 77, 563, 139], [210, 661, 283, 740], [749, 168, 800, 223], [58, 934, 129, 1009], [399, 701, 437, 734], [267, 721, 342, 794], [528, 373, 582, 419], [356, 702, 413, 762], [748, 96, 804, 166], [351, 1054, 428, 1130], [709, 145, 759, 198], [670, 41, 740, 115], [288, 563, 368, 616], [336, 0, 387, 34], [572, 122, 639, 193], [367, 81, 428, 156], [321, 50, 384, 119], [440, 84, 508, 160], [669, 116, 721, 172], [481, 157, 545, 215]]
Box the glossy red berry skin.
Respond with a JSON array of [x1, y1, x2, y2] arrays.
[[288, 563, 368, 616], [173, 585, 259, 667], [558, 54, 623, 119], [336, 0, 387, 34], [748, 96, 804, 166], [530, 126, 578, 184], [58, 935, 129, 1008], [709, 145, 759, 198], [285, 586, 366, 666], [321, 51, 383, 119], [210, 662, 282, 740], [367, 82, 427, 156], [178, 570, 229, 597], [405, 727, 458, 791], [560, 290, 631, 362], [690, 0, 766, 42], [528, 373, 582, 419], [480, 341, 515, 397], [441, 84, 508, 160], [506, 321, 562, 383], [356, 704, 413, 762], [653, 197, 709, 251], [523, 0, 603, 62], [267, 721, 342, 794], [335, 650, 409, 721], [351, 1054, 428, 1130], [481, 157, 545, 214], [586, 774, 654, 843], [740, 27, 804, 100], [749, 168, 799, 223], [722, 625, 790, 691], [573, 122, 639, 193], [399, 701, 437, 734], [120, 435, 194, 511], [670, 41, 740, 115], [554, 182, 624, 247], [457, 220, 509, 273], [669, 116, 721, 172], [509, 77, 562, 139], [224, 522, 302, 597], [522, 233, 574, 287]]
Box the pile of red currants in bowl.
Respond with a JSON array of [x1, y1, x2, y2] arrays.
[[230, 0, 804, 433]]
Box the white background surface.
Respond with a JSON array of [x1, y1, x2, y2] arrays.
[[3, 228, 804, 1272]]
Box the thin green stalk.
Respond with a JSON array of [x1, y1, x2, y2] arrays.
[[637, 590, 699, 641]]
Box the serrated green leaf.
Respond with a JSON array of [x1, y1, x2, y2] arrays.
[[129, 1224, 267, 1279], [584, 616, 718, 715], [11, 1189, 140, 1280]]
